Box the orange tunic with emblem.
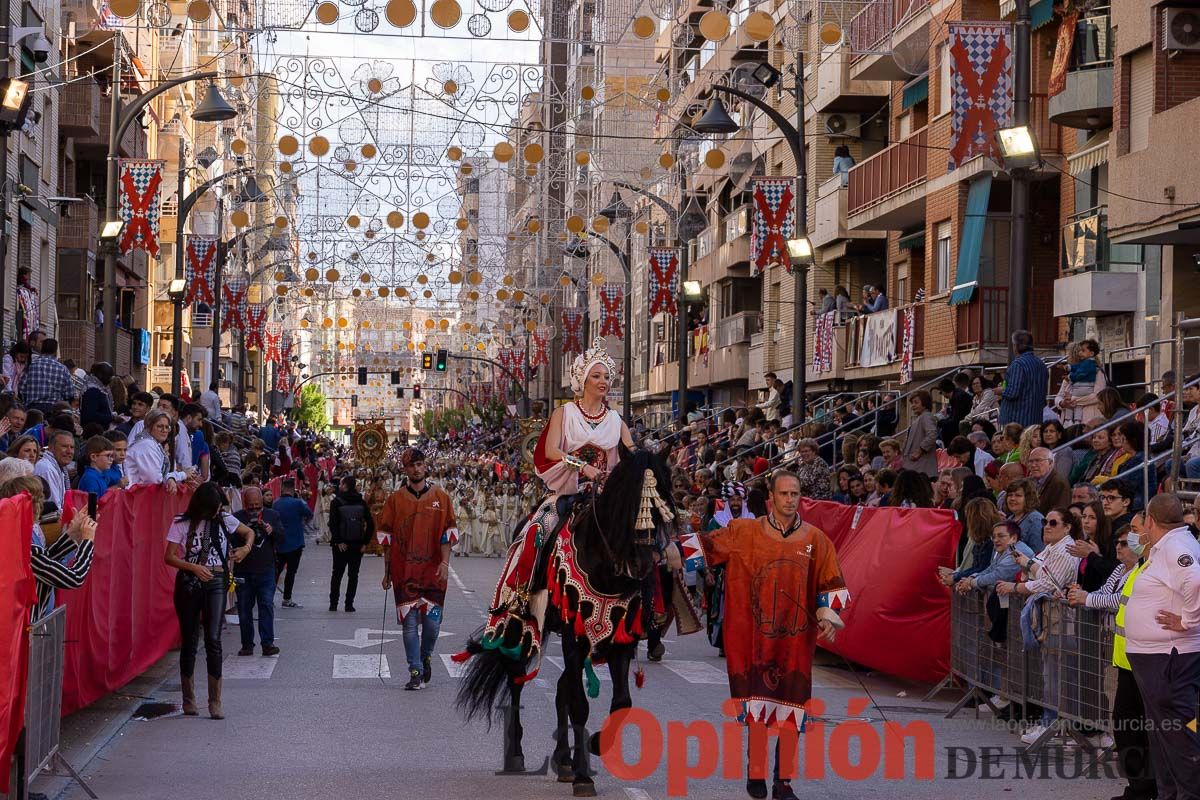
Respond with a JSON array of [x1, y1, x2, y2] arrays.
[[378, 484, 458, 608], [699, 517, 848, 727]]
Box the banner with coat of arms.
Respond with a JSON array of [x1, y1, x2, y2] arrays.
[[647, 248, 679, 316], [117, 159, 165, 257], [948, 22, 1013, 170], [599, 282, 624, 339], [184, 237, 219, 306], [813, 310, 835, 374], [221, 277, 248, 332], [750, 177, 795, 275], [561, 308, 584, 354]]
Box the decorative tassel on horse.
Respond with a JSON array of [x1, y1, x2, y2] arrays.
[[584, 658, 601, 699], [634, 468, 675, 543], [634, 664, 645, 689], [613, 614, 634, 645], [451, 650, 473, 664]]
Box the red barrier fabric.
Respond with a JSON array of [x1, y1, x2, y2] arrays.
[[800, 499, 960, 684], [264, 476, 282, 501], [57, 485, 191, 716], [0, 496, 34, 792]]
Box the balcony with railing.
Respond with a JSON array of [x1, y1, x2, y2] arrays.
[[956, 286, 1057, 350], [843, 303, 924, 371], [813, 175, 889, 249], [58, 320, 96, 370], [1054, 205, 1141, 317], [848, 0, 932, 81], [846, 127, 927, 230], [814, 39, 890, 114], [60, 80, 101, 139], [1048, 7, 1113, 130], [57, 196, 98, 252]]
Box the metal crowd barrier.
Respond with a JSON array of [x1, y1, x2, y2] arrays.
[[946, 591, 1117, 753], [15, 607, 95, 799]]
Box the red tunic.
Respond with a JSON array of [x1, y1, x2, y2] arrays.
[[699, 516, 849, 727], [377, 484, 458, 613]]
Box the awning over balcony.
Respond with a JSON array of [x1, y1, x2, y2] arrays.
[[901, 75, 929, 109], [1067, 129, 1110, 176], [949, 175, 992, 306], [999, 0, 1056, 29]]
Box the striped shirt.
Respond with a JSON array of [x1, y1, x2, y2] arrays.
[[1024, 535, 1081, 595], [1085, 562, 1131, 611], [31, 531, 94, 621], [999, 351, 1049, 428]]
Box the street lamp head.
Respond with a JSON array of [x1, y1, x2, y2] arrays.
[[995, 125, 1039, 170], [191, 83, 238, 123], [693, 97, 740, 136], [238, 176, 266, 204], [678, 193, 708, 242], [683, 280, 703, 299], [599, 190, 631, 221], [168, 278, 188, 299], [750, 63, 781, 89], [100, 220, 124, 241], [787, 235, 814, 266]]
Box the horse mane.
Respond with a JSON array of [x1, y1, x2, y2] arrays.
[[575, 449, 675, 578]]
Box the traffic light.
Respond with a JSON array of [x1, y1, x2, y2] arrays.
[[351, 394, 359, 407], [357, 367, 367, 385], [421, 353, 433, 370], [412, 384, 421, 399], [435, 348, 448, 372], [396, 387, 404, 399], [390, 370, 400, 385]]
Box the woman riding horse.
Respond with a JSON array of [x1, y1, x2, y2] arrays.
[[455, 339, 675, 796]]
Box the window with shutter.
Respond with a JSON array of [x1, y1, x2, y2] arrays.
[[1128, 49, 1153, 153]]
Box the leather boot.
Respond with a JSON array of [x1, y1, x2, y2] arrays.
[[181, 676, 198, 716], [207, 675, 224, 720]]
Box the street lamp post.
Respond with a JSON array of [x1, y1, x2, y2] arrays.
[[100, 46, 237, 364], [212, 220, 272, 395], [693, 57, 809, 425]]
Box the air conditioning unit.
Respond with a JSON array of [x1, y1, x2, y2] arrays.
[[1165, 7, 1200, 51], [822, 113, 861, 138]]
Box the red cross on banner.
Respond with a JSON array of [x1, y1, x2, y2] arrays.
[[118, 160, 165, 257], [751, 178, 795, 274], [948, 23, 1013, 170], [532, 326, 551, 367], [244, 304, 267, 350], [263, 322, 281, 363], [184, 237, 219, 306], [599, 283, 624, 339], [561, 308, 584, 354], [222, 277, 248, 332], [648, 247, 679, 316]]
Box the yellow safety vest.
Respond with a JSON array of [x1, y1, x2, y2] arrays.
[[1113, 561, 1148, 671]]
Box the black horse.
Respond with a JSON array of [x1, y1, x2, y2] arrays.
[[456, 449, 675, 797]]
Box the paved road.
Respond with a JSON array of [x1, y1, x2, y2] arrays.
[[46, 545, 1125, 800]]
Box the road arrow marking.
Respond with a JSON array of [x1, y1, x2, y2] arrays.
[[326, 627, 456, 648]]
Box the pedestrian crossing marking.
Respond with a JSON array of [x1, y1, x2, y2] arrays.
[[625, 789, 654, 800], [221, 655, 279, 679], [334, 654, 390, 679], [440, 653, 467, 679], [659, 660, 728, 684]]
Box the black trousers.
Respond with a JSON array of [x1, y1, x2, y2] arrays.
[[174, 572, 226, 679], [275, 548, 303, 600], [330, 545, 364, 607], [1128, 649, 1200, 800], [1113, 666, 1157, 799]]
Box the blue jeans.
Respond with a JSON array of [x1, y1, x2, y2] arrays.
[[1186, 456, 1200, 480], [401, 604, 442, 673], [235, 571, 276, 648]]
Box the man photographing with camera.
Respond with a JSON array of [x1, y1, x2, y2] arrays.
[[234, 487, 284, 657]]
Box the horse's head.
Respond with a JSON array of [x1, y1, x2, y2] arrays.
[[577, 448, 677, 585]]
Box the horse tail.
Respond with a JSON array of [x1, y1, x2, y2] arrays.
[[454, 635, 522, 727]]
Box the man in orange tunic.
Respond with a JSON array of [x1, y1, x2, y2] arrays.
[[699, 470, 849, 800], [378, 448, 458, 691]]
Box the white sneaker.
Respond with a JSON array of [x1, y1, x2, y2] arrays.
[[976, 695, 1010, 712], [1020, 724, 1049, 745]]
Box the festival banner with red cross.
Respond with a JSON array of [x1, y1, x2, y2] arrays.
[[183, 237, 218, 306], [750, 177, 795, 275], [561, 308, 584, 354], [598, 282, 624, 339], [117, 160, 165, 257], [244, 304, 268, 351], [531, 326, 551, 367], [263, 322, 282, 363], [221, 277, 248, 332], [948, 22, 1013, 170], [279, 333, 294, 366], [647, 247, 679, 316]]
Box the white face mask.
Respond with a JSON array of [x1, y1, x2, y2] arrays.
[[1126, 531, 1146, 556]]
